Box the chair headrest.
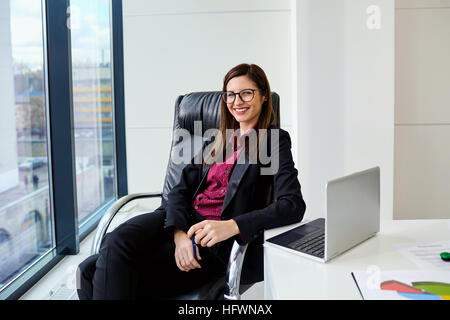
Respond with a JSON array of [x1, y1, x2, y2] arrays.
[[176, 92, 221, 135]]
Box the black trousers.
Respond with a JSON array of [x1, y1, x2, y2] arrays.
[[77, 209, 227, 299]]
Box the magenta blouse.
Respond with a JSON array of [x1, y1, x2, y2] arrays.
[[191, 127, 254, 220]]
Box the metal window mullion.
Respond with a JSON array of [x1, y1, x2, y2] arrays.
[[46, 0, 79, 255], [111, 0, 128, 198]]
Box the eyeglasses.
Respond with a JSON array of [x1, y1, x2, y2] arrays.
[[222, 89, 262, 104]]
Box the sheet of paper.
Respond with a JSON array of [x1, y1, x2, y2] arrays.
[[352, 269, 450, 300], [393, 240, 450, 271]]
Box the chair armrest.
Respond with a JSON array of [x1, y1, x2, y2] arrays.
[[91, 192, 163, 255], [224, 240, 249, 300]]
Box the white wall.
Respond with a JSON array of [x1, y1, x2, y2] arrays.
[[122, 0, 294, 194], [394, 0, 450, 219], [294, 0, 395, 221]]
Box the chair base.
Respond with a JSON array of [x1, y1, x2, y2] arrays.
[[170, 275, 226, 300]]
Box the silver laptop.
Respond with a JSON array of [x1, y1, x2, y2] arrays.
[[266, 167, 380, 263]]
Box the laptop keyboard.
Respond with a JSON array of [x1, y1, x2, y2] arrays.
[[288, 231, 325, 259]]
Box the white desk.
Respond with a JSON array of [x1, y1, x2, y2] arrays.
[[263, 219, 450, 299]]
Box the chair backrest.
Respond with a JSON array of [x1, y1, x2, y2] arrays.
[[162, 91, 280, 202]]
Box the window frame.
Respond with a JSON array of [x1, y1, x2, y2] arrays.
[[0, 0, 127, 300]]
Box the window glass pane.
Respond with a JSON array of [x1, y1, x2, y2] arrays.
[[69, 0, 116, 224], [0, 0, 53, 291]]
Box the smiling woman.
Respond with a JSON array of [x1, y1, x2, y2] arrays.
[[76, 62, 306, 300], [204, 63, 276, 167]]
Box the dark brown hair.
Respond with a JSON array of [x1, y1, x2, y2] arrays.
[[204, 63, 277, 165]]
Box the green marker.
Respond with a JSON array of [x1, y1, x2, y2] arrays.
[[440, 252, 450, 262]]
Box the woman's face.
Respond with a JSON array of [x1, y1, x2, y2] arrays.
[[225, 75, 266, 130]]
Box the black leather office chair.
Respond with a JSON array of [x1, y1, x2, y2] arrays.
[[84, 91, 280, 300]]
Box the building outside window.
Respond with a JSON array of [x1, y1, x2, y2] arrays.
[[0, 0, 124, 299], [70, 0, 116, 225], [0, 0, 53, 291]]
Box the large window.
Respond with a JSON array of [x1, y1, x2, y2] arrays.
[[0, 0, 53, 293], [70, 0, 116, 225], [0, 0, 125, 299]]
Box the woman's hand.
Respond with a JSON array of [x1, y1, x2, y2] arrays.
[[187, 219, 240, 247], [173, 228, 202, 272]]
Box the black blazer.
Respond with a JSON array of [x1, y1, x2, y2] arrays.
[[162, 126, 306, 284]]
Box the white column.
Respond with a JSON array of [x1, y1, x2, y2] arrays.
[[394, 0, 450, 219]]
